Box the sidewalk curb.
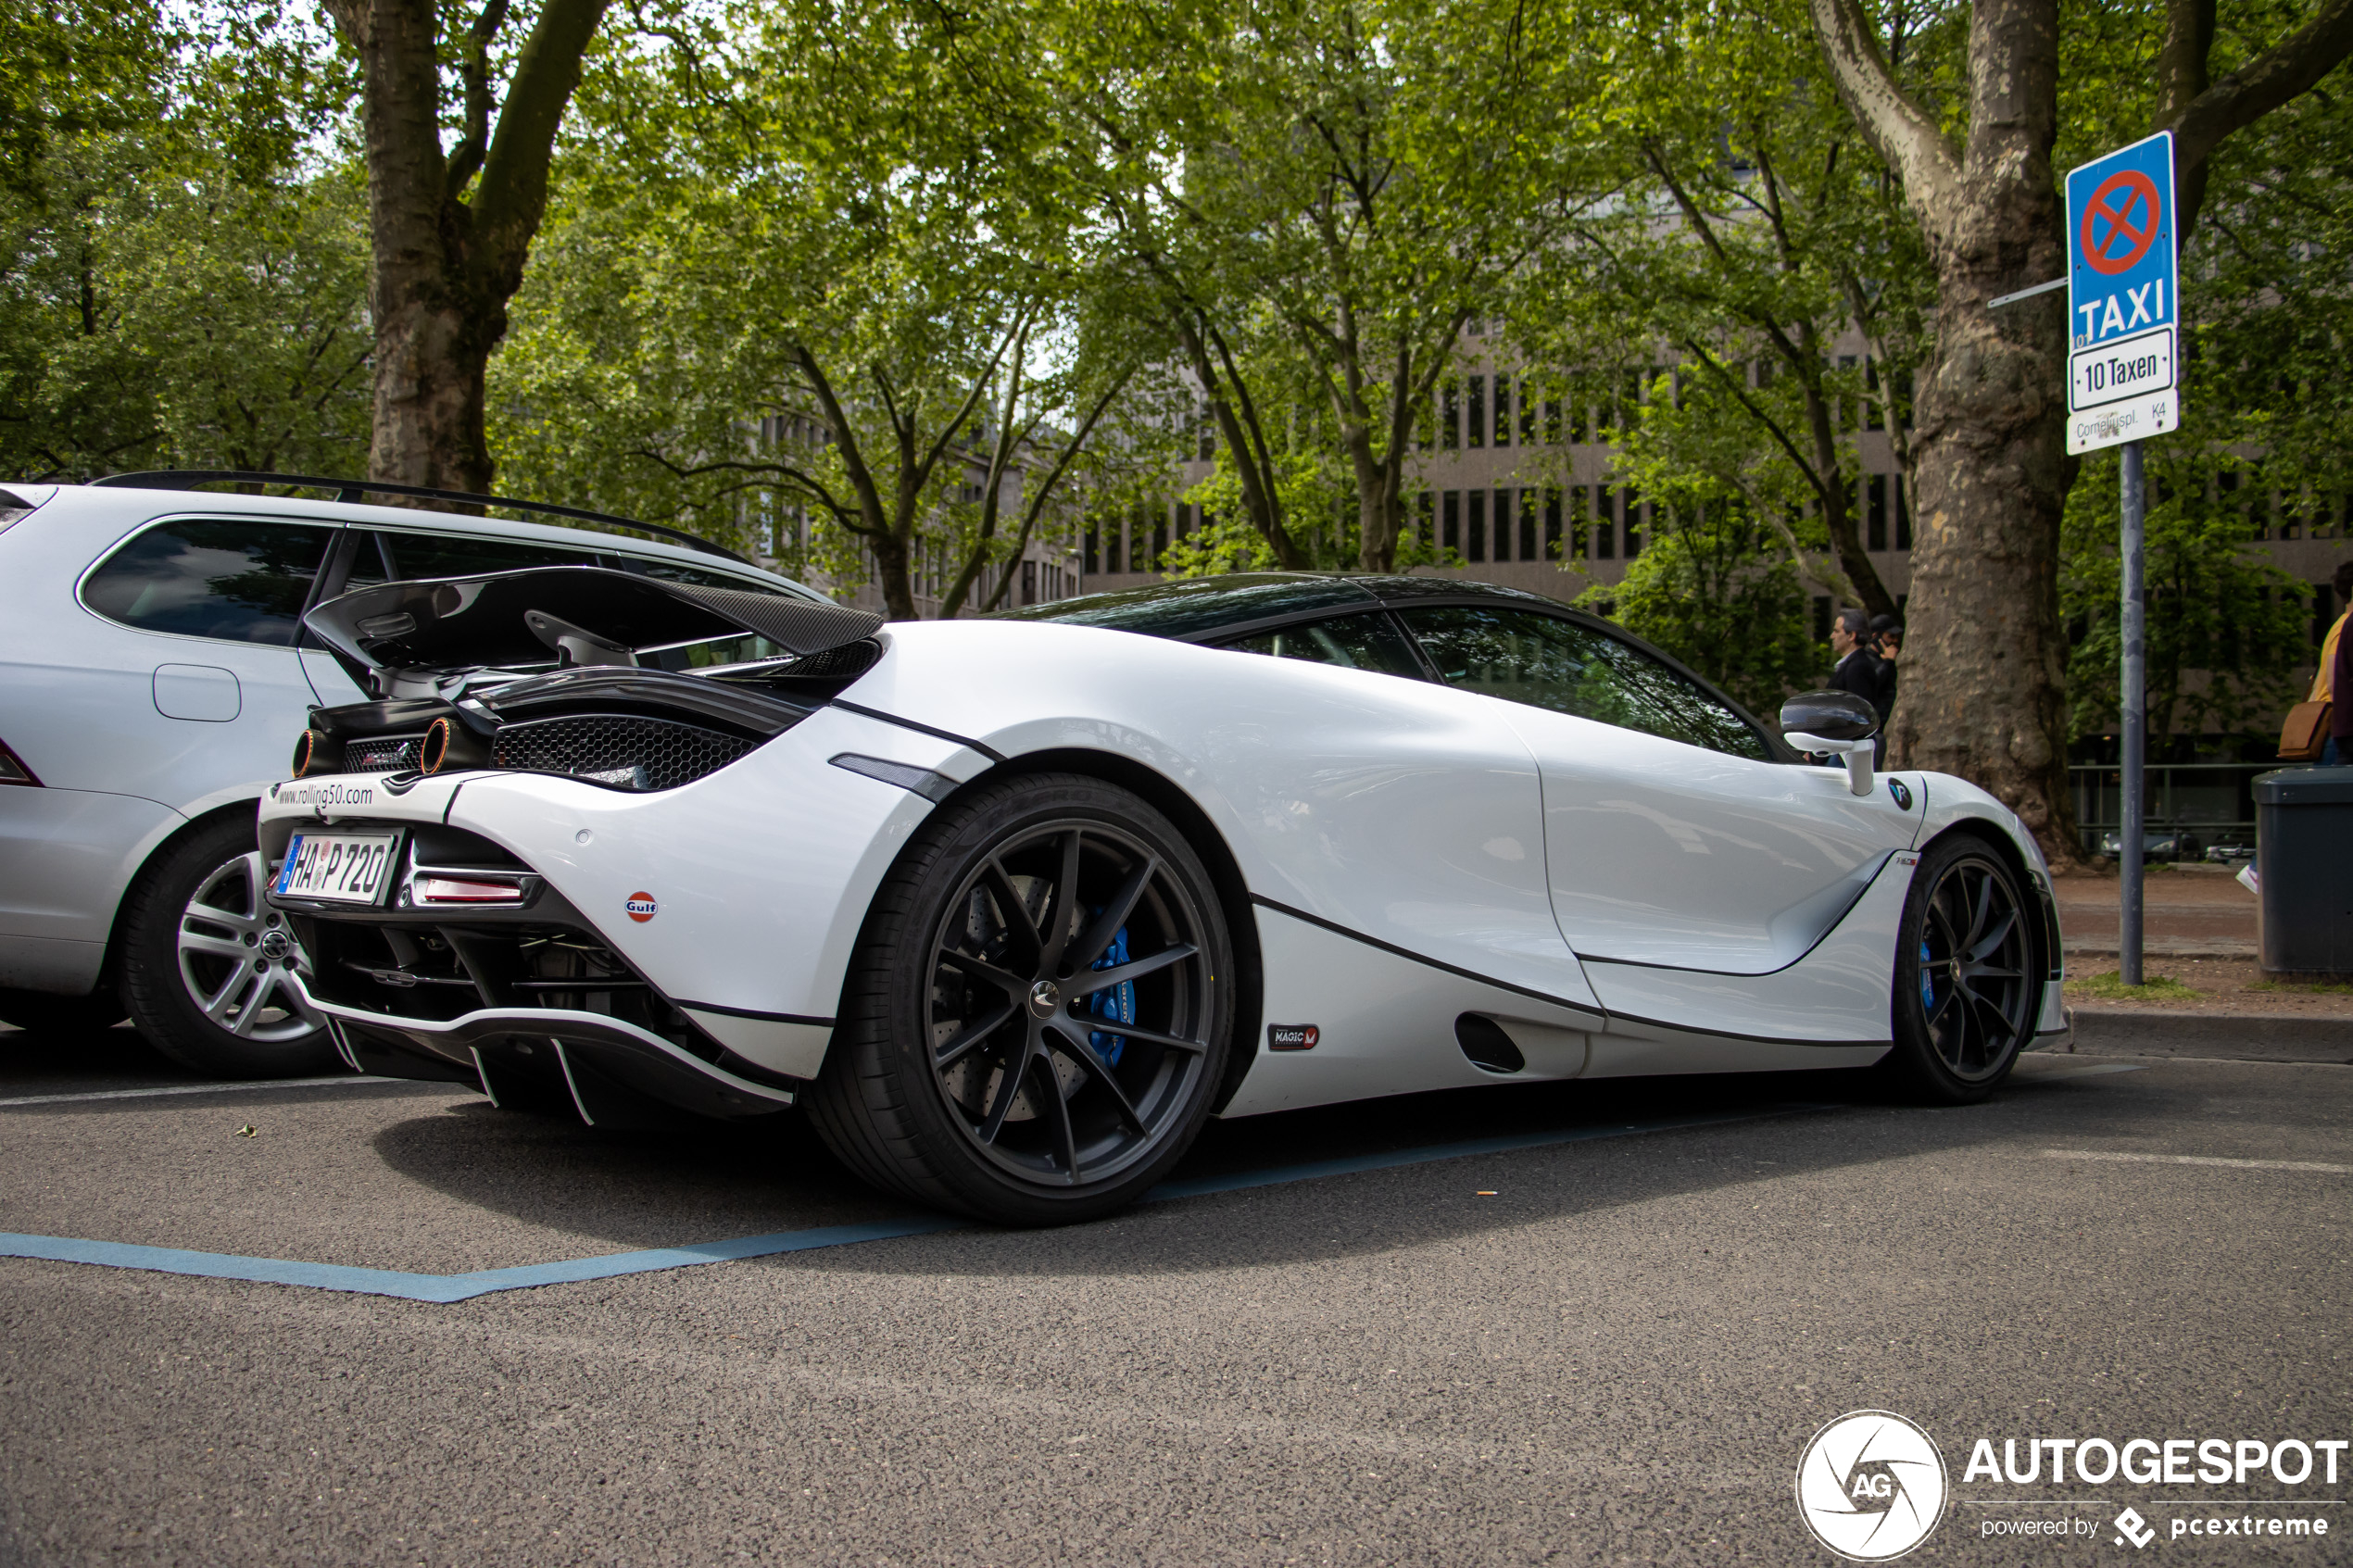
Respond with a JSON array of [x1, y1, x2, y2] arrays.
[[2065, 1008, 2353, 1063]]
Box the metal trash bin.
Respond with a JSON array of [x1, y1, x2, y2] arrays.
[[2254, 767, 2353, 980]]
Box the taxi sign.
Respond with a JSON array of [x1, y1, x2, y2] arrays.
[[2065, 132, 2180, 454]]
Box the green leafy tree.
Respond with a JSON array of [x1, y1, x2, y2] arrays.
[[2062, 449, 2311, 745], [1806, 0, 2353, 859], [1524, 0, 1932, 622], [492, 1, 1164, 617], [1578, 421, 1827, 717], [0, 2, 368, 480], [1033, 0, 1609, 571]]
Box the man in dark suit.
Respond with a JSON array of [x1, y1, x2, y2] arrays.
[[1826, 608, 1887, 764], [1827, 608, 1881, 702]]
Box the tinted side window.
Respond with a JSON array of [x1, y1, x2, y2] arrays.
[[1223, 613, 1427, 679], [82, 519, 335, 646], [1396, 605, 1768, 759], [375, 530, 604, 579]]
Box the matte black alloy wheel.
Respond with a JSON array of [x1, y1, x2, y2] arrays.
[[1885, 837, 2039, 1102], [809, 773, 1234, 1226], [925, 818, 1214, 1189], [1915, 854, 2032, 1078]]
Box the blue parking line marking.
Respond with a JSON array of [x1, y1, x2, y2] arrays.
[[0, 1220, 966, 1304], [0, 1096, 1940, 1303]]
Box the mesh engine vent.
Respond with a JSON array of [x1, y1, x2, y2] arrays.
[[346, 734, 422, 772], [494, 713, 757, 791]]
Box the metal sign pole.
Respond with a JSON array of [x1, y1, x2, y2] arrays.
[[2120, 440, 2146, 985]]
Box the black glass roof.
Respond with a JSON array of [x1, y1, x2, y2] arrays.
[[997, 574, 1380, 640], [1000, 572, 1572, 642]]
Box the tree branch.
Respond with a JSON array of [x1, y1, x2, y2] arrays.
[[469, 0, 611, 274], [1805, 0, 1962, 230], [2163, 0, 2353, 240]]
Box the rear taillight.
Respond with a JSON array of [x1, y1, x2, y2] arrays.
[[0, 737, 40, 786]]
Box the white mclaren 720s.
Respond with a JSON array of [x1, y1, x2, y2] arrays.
[[261, 566, 2068, 1224]]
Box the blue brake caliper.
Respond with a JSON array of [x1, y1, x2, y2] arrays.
[[1919, 940, 1935, 1010], [1086, 920, 1135, 1067]]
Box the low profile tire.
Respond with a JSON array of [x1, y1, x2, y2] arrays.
[[119, 816, 333, 1078], [1880, 834, 2041, 1103], [0, 985, 128, 1036], [809, 772, 1234, 1226]]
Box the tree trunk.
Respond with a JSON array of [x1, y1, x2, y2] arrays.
[[1809, 0, 2077, 861], [1893, 223, 2075, 858], [325, 0, 610, 499]]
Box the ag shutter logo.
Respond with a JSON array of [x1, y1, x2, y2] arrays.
[[625, 891, 658, 923], [1795, 1411, 1949, 1562]]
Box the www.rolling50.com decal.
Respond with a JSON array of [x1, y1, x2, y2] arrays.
[[1798, 1411, 2346, 1558]]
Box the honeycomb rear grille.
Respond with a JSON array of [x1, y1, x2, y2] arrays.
[[346, 734, 422, 772], [493, 713, 757, 791]]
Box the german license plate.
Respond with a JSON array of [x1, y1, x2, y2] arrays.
[[273, 833, 399, 905]]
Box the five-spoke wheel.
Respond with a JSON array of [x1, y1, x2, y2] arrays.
[[1884, 836, 2040, 1101], [120, 816, 334, 1077], [811, 773, 1232, 1224]]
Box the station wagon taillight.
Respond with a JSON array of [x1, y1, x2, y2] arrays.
[[0, 736, 39, 786]]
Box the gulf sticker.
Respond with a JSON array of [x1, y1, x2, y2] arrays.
[[625, 892, 658, 922]]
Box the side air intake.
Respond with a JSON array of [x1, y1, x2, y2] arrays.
[[1455, 1014, 1526, 1074]]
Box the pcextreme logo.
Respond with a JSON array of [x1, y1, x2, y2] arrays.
[[1796, 1411, 1949, 1561]]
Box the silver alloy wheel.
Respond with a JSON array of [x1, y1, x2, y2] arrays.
[[175, 851, 322, 1043]]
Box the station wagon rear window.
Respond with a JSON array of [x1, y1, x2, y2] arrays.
[[81, 518, 334, 645]]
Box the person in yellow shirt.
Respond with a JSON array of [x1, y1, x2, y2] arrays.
[[2314, 561, 2353, 765]]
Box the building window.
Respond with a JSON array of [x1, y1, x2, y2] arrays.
[[1443, 490, 1460, 552], [1417, 490, 1434, 546], [1544, 487, 1563, 561], [1520, 384, 1538, 445], [1467, 488, 1487, 561], [1441, 381, 1460, 451], [1625, 487, 1642, 557], [1517, 488, 1537, 560], [1868, 474, 1888, 552], [1594, 487, 1616, 559], [1106, 519, 1123, 575], [1568, 484, 1590, 559], [1197, 408, 1215, 460], [1544, 393, 1562, 445], [1151, 513, 1168, 571], [1493, 376, 1512, 447], [1814, 596, 1831, 642], [1895, 478, 1911, 551], [1837, 355, 1856, 428], [1467, 376, 1485, 449], [1021, 560, 1038, 605], [1865, 360, 1885, 431], [1084, 527, 1100, 575]]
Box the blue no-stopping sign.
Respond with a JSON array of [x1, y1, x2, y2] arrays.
[[2065, 132, 2181, 454]]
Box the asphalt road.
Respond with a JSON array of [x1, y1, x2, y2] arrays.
[[1, 1025, 2346, 1565]]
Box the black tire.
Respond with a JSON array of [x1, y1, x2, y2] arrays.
[[808, 772, 1234, 1226], [1881, 834, 2041, 1103], [0, 985, 128, 1036], [119, 815, 334, 1078]]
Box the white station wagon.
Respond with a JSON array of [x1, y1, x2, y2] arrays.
[[0, 473, 823, 1075]]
